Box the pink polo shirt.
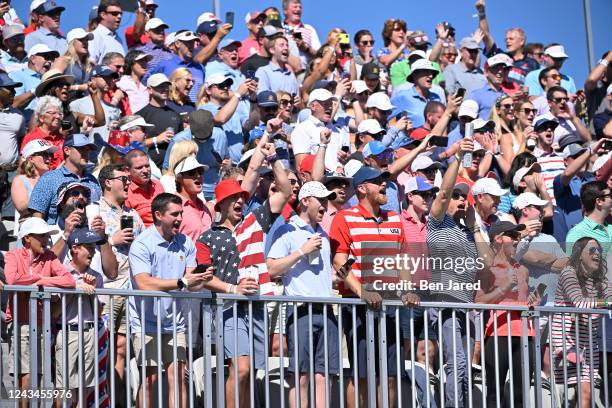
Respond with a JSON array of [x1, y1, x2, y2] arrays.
[[400, 210, 430, 285], [126, 179, 165, 227], [179, 195, 213, 242], [238, 38, 262, 64]]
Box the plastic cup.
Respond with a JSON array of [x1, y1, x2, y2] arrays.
[[85, 203, 100, 228]]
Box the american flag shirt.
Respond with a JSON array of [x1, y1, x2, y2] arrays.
[[196, 200, 279, 295]]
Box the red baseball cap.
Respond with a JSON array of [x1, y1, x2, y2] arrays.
[[409, 127, 429, 141], [214, 179, 250, 210], [299, 154, 316, 173]]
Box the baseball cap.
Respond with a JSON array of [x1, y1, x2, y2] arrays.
[[486, 53, 513, 68], [63, 134, 96, 149], [205, 73, 233, 88], [454, 182, 470, 196], [544, 45, 568, 59], [472, 118, 495, 132], [22, 139, 58, 159], [146, 73, 171, 88], [30, 0, 46, 12], [90, 65, 118, 78], [357, 119, 384, 135], [164, 32, 177, 47], [88, 6, 98, 22], [174, 155, 209, 174], [363, 141, 392, 158], [361, 62, 381, 80], [344, 159, 363, 177], [197, 21, 219, 34], [175, 31, 198, 42], [411, 155, 442, 172], [56, 181, 91, 204], [298, 181, 337, 201], [408, 49, 426, 60], [607, 83, 612, 96], [488, 221, 526, 240], [407, 59, 439, 82], [558, 134, 583, 150], [245, 11, 264, 24], [119, 116, 154, 131], [218, 38, 241, 51], [238, 149, 256, 167], [512, 192, 549, 210], [144, 0, 158, 7], [2, 25, 24, 41], [18, 217, 58, 239], [458, 100, 479, 119], [262, 25, 282, 38], [323, 171, 352, 185], [0, 72, 22, 88], [391, 134, 418, 150], [533, 115, 559, 131], [308, 88, 336, 105], [189, 110, 214, 140], [562, 143, 587, 159], [366, 92, 394, 111], [145, 18, 168, 31], [460, 37, 480, 50], [27, 43, 59, 59], [34, 0, 65, 15], [197, 12, 219, 26], [593, 152, 611, 173], [351, 80, 369, 94], [352, 166, 390, 189], [214, 179, 249, 210], [512, 163, 542, 190], [248, 126, 265, 143], [67, 228, 104, 248], [405, 176, 439, 193], [256, 91, 278, 107], [472, 177, 508, 196], [66, 28, 93, 43], [407, 30, 430, 46]]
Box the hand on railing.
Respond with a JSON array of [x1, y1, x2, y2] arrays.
[[76, 282, 96, 295], [236, 278, 259, 295], [401, 292, 420, 307], [361, 289, 383, 309]]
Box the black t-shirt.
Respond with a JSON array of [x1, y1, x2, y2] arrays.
[[135, 104, 182, 167], [240, 54, 270, 75]]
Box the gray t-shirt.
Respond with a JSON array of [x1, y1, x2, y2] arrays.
[[0, 108, 25, 166], [69, 96, 121, 143]]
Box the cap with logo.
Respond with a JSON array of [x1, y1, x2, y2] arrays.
[[486, 53, 513, 68], [488, 221, 525, 240], [2, 25, 24, 41], [512, 192, 549, 210], [352, 166, 390, 189], [189, 110, 214, 140], [562, 143, 587, 159], [145, 17, 168, 32], [63, 133, 96, 149], [27, 43, 60, 59], [308, 89, 336, 105], [18, 217, 59, 239], [174, 155, 209, 174], [298, 181, 337, 201], [361, 62, 381, 80], [197, 21, 219, 34], [544, 45, 568, 59], [405, 176, 439, 193], [146, 73, 171, 88], [411, 155, 442, 172], [472, 177, 508, 196], [66, 28, 93, 43], [460, 37, 480, 50], [362, 141, 392, 158], [365, 92, 394, 111], [218, 38, 242, 51], [407, 59, 439, 82], [256, 91, 278, 107], [22, 139, 58, 159], [205, 73, 233, 88], [175, 31, 198, 42], [67, 228, 105, 247], [458, 100, 479, 119], [357, 119, 385, 135], [512, 163, 542, 190], [91, 65, 118, 78], [197, 12, 219, 26], [34, 0, 65, 15]]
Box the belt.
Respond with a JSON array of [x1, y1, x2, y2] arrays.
[[56, 322, 95, 331]]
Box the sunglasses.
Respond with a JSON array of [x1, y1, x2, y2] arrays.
[[598, 192, 611, 199], [500, 103, 514, 110], [521, 108, 537, 115], [414, 190, 435, 200], [360, 40, 375, 46], [289, 179, 300, 186], [588, 246, 601, 255], [108, 175, 130, 184], [279, 99, 292, 106], [106, 11, 122, 17], [552, 97, 569, 104], [420, 167, 437, 177], [112, 64, 125, 70], [214, 82, 231, 90], [547, 74, 562, 81], [392, 26, 405, 32], [538, 125, 556, 132], [67, 189, 90, 199], [473, 151, 486, 160], [182, 168, 204, 177], [451, 191, 467, 200]]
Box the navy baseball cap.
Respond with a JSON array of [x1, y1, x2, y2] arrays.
[[352, 166, 390, 189], [197, 20, 218, 34], [67, 227, 104, 247], [256, 91, 278, 107], [63, 133, 96, 149], [405, 176, 439, 193], [533, 116, 559, 132], [90, 65, 118, 78], [248, 126, 265, 143], [35, 1, 65, 15], [0, 72, 22, 88]]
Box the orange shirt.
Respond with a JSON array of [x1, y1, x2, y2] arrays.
[[21, 127, 65, 169], [125, 179, 165, 227]]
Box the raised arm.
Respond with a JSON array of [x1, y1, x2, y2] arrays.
[[584, 51, 612, 91], [267, 146, 292, 214], [213, 80, 257, 125], [194, 23, 232, 65], [475, 0, 495, 52]]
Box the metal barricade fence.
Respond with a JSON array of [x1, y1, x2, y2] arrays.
[[0, 285, 610, 408]]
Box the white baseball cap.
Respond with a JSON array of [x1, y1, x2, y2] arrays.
[[357, 119, 384, 135], [146, 73, 170, 88], [512, 163, 542, 190], [344, 159, 364, 177], [145, 17, 168, 32], [512, 192, 549, 210], [205, 73, 232, 88], [544, 45, 568, 59], [30, 0, 45, 12], [197, 12, 219, 27], [308, 88, 336, 105], [164, 32, 177, 47], [18, 217, 58, 239], [351, 80, 369, 94], [458, 99, 479, 119], [486, 53, 513, 68], [66, 28, 93, 44], [606, 83, 612, 96], [175, 31, 198, 42], [174, 155, 209, 174], [119, 116, 154, 131], [472, 118, 495, 132], [365, 92, 394, 111], [472, 177, 508, 196], [411, 154, 442, 172], [298, 181, 337, 201], [27, 43, 59, 58], [22, 139, 57, 159]]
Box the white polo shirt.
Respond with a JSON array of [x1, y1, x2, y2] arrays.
[[290, 115, 349, 172]]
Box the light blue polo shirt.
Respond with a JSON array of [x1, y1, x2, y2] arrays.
[[466, 83, 504, 120], [24, 27, 68, 55], [199, 102, 247, 164], [267, 215, 333, 297], [204, 60, 245, 92], [128, 226, 197, 333], [390, 86, 442, 129], [255, 62, 299, 95], [524, 68, 577, 97], [8, 67, 41, 119]]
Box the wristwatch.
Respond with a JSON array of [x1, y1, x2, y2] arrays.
[[598, 59, 609, 67], [177, 277, 188, 290]]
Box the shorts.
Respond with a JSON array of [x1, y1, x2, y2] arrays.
[[269, 281, 286, 335], [132, 332, 187, 367], [103, 295, 127, 334], [223, 303, 266, 369], [55, 327, 97, 389], [400, 307, 438, 341], [286, 305, 340, 375], [341, 306, 399, 379], [8, 324, 44, 375]]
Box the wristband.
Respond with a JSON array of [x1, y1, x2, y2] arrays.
[[62, 231, 70, 241], [297, 248, 305, 258], [108, 236, 115, 247], [599, 59, 609, 67], [266, 153, 278, 163], [318, 144, 327, 148], [454, 153, 462, 161], [226, 284, 233, 294]]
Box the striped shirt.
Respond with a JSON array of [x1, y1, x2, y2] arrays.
[[400, 210, 430, 287], [426, 214, 479, 303], [535, 150, 565, 204], [329, 204, 404, 296]]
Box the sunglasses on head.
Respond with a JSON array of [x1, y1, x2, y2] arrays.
[[451, 191, 467, 200], [108, 175, 130, 184]]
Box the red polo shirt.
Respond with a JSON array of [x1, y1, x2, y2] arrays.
[[20, 127, 65, 169], [125, 179, 165, 227]]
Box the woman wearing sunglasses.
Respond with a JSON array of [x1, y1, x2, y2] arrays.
[[551, 237, 611, 407], [489, 94, 521, 175], [515, 100, 538, 151], [476, 221, 539, 408]]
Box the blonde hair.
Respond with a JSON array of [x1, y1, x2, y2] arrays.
[[169, 67, 193, 104], [64, 39, 94, 73], [17, 157, 38, 178], [93, 147, 123, 175], [196, 85, 210, 107], [489, 95, 516, 142], [168, 140, 199, 177]]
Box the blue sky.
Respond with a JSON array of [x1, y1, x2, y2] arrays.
[[13, 0, 612, 86]]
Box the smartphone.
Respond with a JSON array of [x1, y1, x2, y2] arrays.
[[341, 145, 350, 153], [428, 135, 449, 147], [338, 33, 350, 44], [120, 215, 133, 230], [195, 263, 211, 274], [602, 140, 612, 150], [535, 283, 547, 297], [225, 11, 234, 26], [456, 88, 466, 98], [245, 70, 256, 80], [61, 120, 73, 131], [292, 31, 302, 40]]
